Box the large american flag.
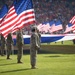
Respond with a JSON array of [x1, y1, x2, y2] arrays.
[[0, 6, 18, 38], [12, 0, 35, 33], [70, 16, 75, 33], [0, 5, 8, 34], [0, 0, 35, 38], [37, 20, 63, 33]]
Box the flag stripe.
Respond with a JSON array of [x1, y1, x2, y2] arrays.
[[1, 6, 18, 37], [12, 9, 35, 32], [70, 16, 75, 33], [70, 16, 75, 24], [51, 25, 62, 33], [0, 0, 35, 38]]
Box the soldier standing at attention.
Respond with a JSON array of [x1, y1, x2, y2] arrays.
[[37, 29, 41, 48], [16, 29, 24, 63], [6, 33, 13, 59], [0, 34, 6, 56], [30, 26, 41, 69]]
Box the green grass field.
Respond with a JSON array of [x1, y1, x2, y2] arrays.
[[43, 40, 74, 45], [0, 40, 75, 75], [0, 54, 75, 75]]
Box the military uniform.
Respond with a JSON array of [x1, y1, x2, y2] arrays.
[[30, 27, 41, 69], [0, 34, 6, 56], [6, 33, 13, 59], [37, 29, 41, 48], [16, 29, 24, 63]]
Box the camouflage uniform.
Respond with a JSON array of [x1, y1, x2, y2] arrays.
[[30, 27, 41, 69], [6, 33, 13, 59], [0, 34, 6, 56], [37, 29, 41, 48], [16, 29, 24, 63]]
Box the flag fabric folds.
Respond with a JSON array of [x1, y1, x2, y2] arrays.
[[0, 5, 8, 22], [50, 20, 63, 33], [49, 20, 55, 33], [37, 20, 63, 33], [70, 15, 75, 33], [0, 0, 18, 37], [37, 24, 43, 32], [64, 23, 72, 33], [13, 34, 75, 45], [0, 0, 35, 38], [0, 5, 8, 33], [37, 22, 51, 33], [0, 6, 18, 38], [70, 16, 75, 24], [12, 0, 35, 33], [0, 0, 74, 38], [42, 23, 51, 33]]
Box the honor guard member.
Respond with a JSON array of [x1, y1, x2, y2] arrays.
[[30, 26, 41, 69], [16, 29, 24, 63], [6, 33, 13, 59], [37, 29, 41, 49], [0, 34, 6, 56]]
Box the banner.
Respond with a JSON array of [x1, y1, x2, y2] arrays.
[[13, 34, 75, 45]]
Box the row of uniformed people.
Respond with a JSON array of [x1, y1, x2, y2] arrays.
[[0, 29, 23, 63], [0, 27, 41, 69]]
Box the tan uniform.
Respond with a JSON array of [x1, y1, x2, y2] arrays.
[[6, 33, 13, 59], [30, 28, 41, 69], [16, 30, 24, 63]]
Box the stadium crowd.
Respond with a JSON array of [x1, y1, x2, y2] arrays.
[[0, 0, 75, 34], [33, 0, 75, 27]]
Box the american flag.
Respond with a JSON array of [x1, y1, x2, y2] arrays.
[[50, 20, 63, 33], [69, 16, 75, 33], [42, 23, 51, 33], [0, 5, 8, 34], [0, 6, 18, 38], [64, 23, 72, 33], [0, 0, 18, 37], [0, 0, 35, 38], [49, 20, 55, 33], [12, 0, 35, 33], [37, 22, 51, 33], [37, 24, 43, 32]]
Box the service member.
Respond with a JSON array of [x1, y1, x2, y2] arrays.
[[6, 33, 13, 59], [16, 29, 24, 63], [30, 26, 41, 69]]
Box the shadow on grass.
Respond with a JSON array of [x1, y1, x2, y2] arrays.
[[44, 55, 60, 58], [0, 59, 6, 61], [48, 55, 60, 57], [0, 68, 31, 73], [0, 63, 17, 66]]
